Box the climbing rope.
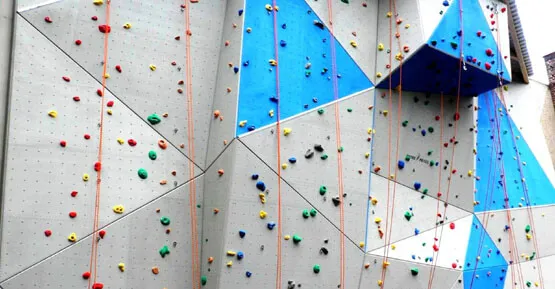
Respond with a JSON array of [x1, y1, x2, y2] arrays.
[[379, 0, 404, 287], [270, 1, 283, 288], [326, 0, 346, 287], [87, 1, 111, 287], [184, 2, 201, 289]]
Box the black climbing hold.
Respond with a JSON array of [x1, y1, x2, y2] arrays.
[[314, 21, 325, 29], [251, 174, 259, 180], [305, 149, 314, 159], [332, 197, 341, 206], [243, 61, 250, 67], [320, 247, 328, 255], [314, 144, 324, 152], [248, 126, 256, 131], [280, 40, 287, 47], [270, 96, 279, 103]]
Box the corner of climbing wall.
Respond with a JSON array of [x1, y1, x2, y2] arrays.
[[201, 139, 366, 288], [205, 0, 245, 167]]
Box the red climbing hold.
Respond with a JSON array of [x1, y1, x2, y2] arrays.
[[485, 48, 493, 56], [82, 271, 91, 279], [433, 244, 439, 252], [98, 24, 111, 33], [444, 143, 449, 148], [44, 230, 52, 237], [491, 20, 496, 25], [60, 140, 67, 147], [91, 16, 98, 21], [128, 139, 137, 146], [434, 115, 440, 121], [99, 230, 106, 238], [437, 192, 442, 197], [115, 65, 122, 73], [362, 2, 367, 7], [476, 31, 482, 37], [485, 62, 492, 70], [84, 134, 91, 140], [107, 100, 114, 107], [501, 7, 506, 13], [94, 162, 101, 172], [97, 89, 103, 97], [453, 112, 460, 121], [75, 39, 82, 45], [171, 61, 177, 66], [44, 16, 53, 23], [451, 263, 457, 269], [73, 96, 81, 101], [92, 283, 104, 289], [71, 191, 78, 197], [218, 169, 225, 176], [62, 76, 71, 82], [175, 36, 181, 40], [69, 211, 77, 218], [449, 222, 455, 230]]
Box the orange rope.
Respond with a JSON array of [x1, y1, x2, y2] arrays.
[[88, 1, 111, 287], [271, 1, 283, 288], [326, 1, 345, 287], [184, 2, 200, 289]]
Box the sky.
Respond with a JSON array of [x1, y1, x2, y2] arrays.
[[516, 0, 555, 84]]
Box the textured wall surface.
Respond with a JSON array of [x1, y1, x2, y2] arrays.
[[0, 1, 553, 289]]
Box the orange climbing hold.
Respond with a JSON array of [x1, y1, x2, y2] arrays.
[[214, 110, 221, 118], [158, 140, 168, 149], [218, 169, 224, 176]]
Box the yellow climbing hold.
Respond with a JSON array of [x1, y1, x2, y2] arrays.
[[378, 280, 383, 286], [226, 251, 237, 256], [82, 173, 90, 181], [48, 110, 58, 118], [281, 163, 288, 169], [350, 40, 358, 48], [391, 244, 396, 250], [259, 210, 267, 219], [371, 197, 378, 205], [284, 235, 291, 240], [149, 64, 157, 71], [359, 242, 365, 248], [365, 152, 370, 158], [378, 43, 384, 51], [265, 4, 273, 11], [383, 110, 388, 116], [118, 263, 125, 272], [283, 128, 292, 136], [68, 232, 77, 242], [274, 5, 279, 11], [382, 261, 390, 268], [376, 72, 382, 78], [226, 261, 233, 267], [107, 109, 113, 115], [259, 193, 266, 204], [104, 73, 110, 79], [269, 59, 277, 66], [405, 24, 410, 29], [269, 109, 274, 117], [113, 204, 125, 214], [239, 120, 247, 127], [117, 138, 124, 144], [93, 0, 103, 5], [386, 11, 392, 17], [395, 52, 403, 61], [526, 233, 532, 240], [468, 170, 473, 177], [123, 23, 132, 29], [374, 217, 382, 224]]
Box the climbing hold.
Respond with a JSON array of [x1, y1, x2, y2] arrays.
[[309, 208, 317, 217], [239, 230, 246, 238], [414, 182, 421, 190], [208, 257, 214, 263], [319, 186, 327, 195], [411, 268, 419, 276], [148, 150, 157, 160], [48, 110, 58, 118], [269, 59, 277, 66], [226, 251, 236, 256], [98, 230, 106, 238], [92, 283, 104, 289], [218, 169, 225, 176], [44, 16, 53, 23], [320, 154, 328, 160], [283, 128, 292, 136], [267, 222, 276, 230], [115, 65, 122, 72], [227, 261, 233, 267], [123, 22, 132, 29], [350, 40, 358, 48], [313, 20, 325, 29], [398, 160, 405, 169], [44, 229, 52, 237], [82, 271, 91, 279], [246, 271, 252, 278], [98, 24, 111, 33], [374, 217, 382, 224], [302, 209, 310, 218], [82, 173, 90, 181], [450, 223, 455, 230], [237, 251, 244, 260], [305, 150, 314, 159], [281, 163, 288, 169], [62, 76, 71, 82], [147, 114, 161, 125], [284, 235, 291, 240], [69, 211, 77, 218], [159, 245, 170, 257], [525, 225, 531, 233], [68, 232, 77, 242], [152, 267, 159, 275], [288, 157, 297, 164], [138, 168, 148, 179], [376, 72, 382, 78], [265, 4, 273, 11], [158, 139, 168, 149], [313, 264, 320, 273], [259, 210, 268, 219], [118, 263, 125, 272], [93, 0, 103, 5], [160, 216, 170, 226], [404, 211, 412, 221], [113, 205, 124, 214], [128, 139, 137, 146], [378, 43, 384, 51], [149, 64, 157, 71], [359, 242, 365, 248], [292, 235, 302, 244], [60, 140, 67, 147], [280, 40, 287, 47], [526, 234, 532, 240]]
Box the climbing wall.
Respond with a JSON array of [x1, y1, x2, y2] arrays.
[[1, 0, 553, 289]]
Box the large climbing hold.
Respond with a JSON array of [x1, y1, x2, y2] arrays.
[[147, 114, 161, 125]]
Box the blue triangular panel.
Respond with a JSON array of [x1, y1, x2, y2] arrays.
[[463, 215, 507, 289], [237, 0, 373, 135], [428, 0, 510, 82], [475, 91, 555, 211]]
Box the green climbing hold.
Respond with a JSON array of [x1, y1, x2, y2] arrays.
[[138, 168, 148, 179], [197, 204, 201, 208], [530, 252, 536, 260], [313, 264, 321, 273], [404, 211, 412, 221], [309, 208, 317, 217], [525, 225, 531, 233], [526, 281, 532, 287], [402, 120, 408, 127], [317, 109, 324, 115], [201, 275, 207, 286], [410, 268, 419, 276], [405, 155, 411, 161], [160, 216, 170, 226], [428, 127, 434, 133], [427, 150, 433, 156], [149, 150, 157, 160], [429, 160, 435, 167], [147, 113, 161, 125], [340, 0, 349, 3], [159, 245, 170, 257], [338, 146, 344, 152], [293, 234, 302, 243], [423, 188, 428, 194], [320, 154, 328, 160], [302, 209, 310, 218], [319, 186, 327, 195], [347, 108, 352, 112]]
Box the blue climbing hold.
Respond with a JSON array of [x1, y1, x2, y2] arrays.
[[414, 182, 422, 191], [398, 160, 405, 170], [256, 181, 266, 191], [414, 228, 420, 235], [234, 67, 239, 74], [237, 251, 244, 260], [281, 23, 286, 29], [239, 230, 246, 238], [267, 222, 276, 230], [251, 174, 259, 180], [288, 157, 297, 164], [243, 60, 250, 67], [246, 271, 252, 278], [238, 9, 244, 16], [247, 126, 256, 131], [442, 0, 449, 6], [421, 129, 427, 136], [280, 40, 287, 47], [269, 96, 279, 103]]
